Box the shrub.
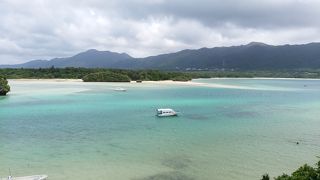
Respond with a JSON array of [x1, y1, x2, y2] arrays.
[[0, 76, 10, 96], [262, 160, 320, 180], [171, 75, 192, 82], [82, 72, 131, 82]]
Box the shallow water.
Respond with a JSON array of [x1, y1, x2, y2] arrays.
[[1, 79, 320, 180]]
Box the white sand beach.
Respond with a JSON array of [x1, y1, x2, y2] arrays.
[[8, 79, 259, 90], [7, 78, 302, 91], [8, 79, 83, 82], [139, 80, 260, 90]]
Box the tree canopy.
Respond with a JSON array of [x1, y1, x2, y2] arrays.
[[262, 161, 320, 180], [0, 68, 320, 81], [0, 68, 193, 82], [82, 71, 131, 82], [0, 76, 10, 96]]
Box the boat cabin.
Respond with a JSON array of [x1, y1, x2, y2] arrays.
[[156, 108, 177, 117]]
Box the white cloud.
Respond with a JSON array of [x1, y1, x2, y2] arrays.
[[0, 0, 319, 64]]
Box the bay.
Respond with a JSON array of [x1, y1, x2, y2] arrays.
[[1, 79, 320, 180]]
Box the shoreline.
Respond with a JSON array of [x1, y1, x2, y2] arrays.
[[7, 77, 318, 91], [7, 77, 320, 82], [8, 78, 83, 82], [7, 79, 256, 90], [6, 78, 294, 91], [140, 80, 258, 90], [209, 77, 320, 81], [8, 77, 320, 84]]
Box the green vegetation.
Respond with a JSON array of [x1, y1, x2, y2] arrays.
[[0, 68, 192, 82], [0, 68, 320, 82], [261, 161, 320, 180], [83, 72, 131, 82], [261, 174, 270, 180], [187, 69, 320, 79], [0, 76, 10, 96], [171, 75, 192, 81]]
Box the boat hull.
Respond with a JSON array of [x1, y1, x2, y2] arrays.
[[157, 113, 178, 117]]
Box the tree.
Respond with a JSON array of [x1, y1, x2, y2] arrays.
[[0, 76, 10, 96], [261, 174, 270, 180], [263, 160, 320, 180], [82, 71, 131, 82]]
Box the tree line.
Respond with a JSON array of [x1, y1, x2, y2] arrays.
[[0, 68, 320, 83], [0, 67, 193, 82]]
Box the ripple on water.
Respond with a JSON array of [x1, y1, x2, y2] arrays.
[[161, 156, 192, 170], [184, 114, 210, 121], [225, 111, 260, 119], [133, 171, 195, 180]]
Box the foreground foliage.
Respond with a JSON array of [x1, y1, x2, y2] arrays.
[[261, 161, 320, 180], [0, 76, 10, 95]]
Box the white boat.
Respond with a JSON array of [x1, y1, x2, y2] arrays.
[[156, 108, 178, 117], [1, 175, 48, 180], [113, 87, 127, 92]]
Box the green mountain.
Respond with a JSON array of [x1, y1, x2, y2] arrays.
[[134, 42, 320, 70], [1, 42, 320, 70]]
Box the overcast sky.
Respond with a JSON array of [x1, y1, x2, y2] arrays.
[[1, 0, 320, 64]]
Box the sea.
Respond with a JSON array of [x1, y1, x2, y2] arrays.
[[1, 78, 320, 180]]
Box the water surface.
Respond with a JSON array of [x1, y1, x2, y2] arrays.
[[1, 79, 320, 180]]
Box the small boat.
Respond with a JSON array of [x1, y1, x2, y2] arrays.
[[113, 87, 127, 92], [156, 108, 178, 117], [1, 175, 48, 180]]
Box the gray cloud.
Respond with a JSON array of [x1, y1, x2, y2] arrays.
[[0, 0, 320, 64]]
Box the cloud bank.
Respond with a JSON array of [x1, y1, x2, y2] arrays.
[[0, 0, 320, 64]]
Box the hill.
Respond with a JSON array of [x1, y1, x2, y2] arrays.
[[1, 42, 320, 70], [134, 42, 320, 70], [0, 49, 133, 68]]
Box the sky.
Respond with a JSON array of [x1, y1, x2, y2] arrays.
[[0, 0, 320, 64]]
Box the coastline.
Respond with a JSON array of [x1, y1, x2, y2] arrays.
[[7, 77, 318, 91], [7, 78, 265, 90], [7, 76, 320, 82], [8, 79, 83, 82], [139, 80, 259, 90], [206, 77, 320, 81]]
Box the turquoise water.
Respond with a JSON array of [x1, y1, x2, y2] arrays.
[[1, 79, 320, 180]]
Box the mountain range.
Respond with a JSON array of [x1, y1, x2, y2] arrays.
[[1, 42, 320, 70]]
